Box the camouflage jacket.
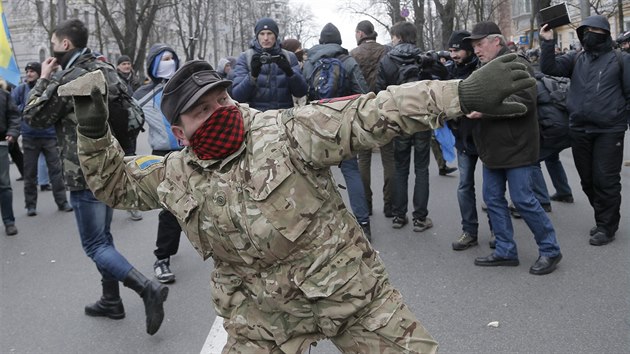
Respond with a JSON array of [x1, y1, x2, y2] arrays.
[[78, 80, 461, 348], [24, 49, 130, 191]]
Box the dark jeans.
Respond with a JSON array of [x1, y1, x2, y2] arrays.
[[531, 149, 573, 205], [392, 131, 431, 219], [570, 130, 625, 236], [457, 150, 480, 235], [8, 141, 23, 177], [71, 189, 133, 281], [152, 149, 182, 260], [357, 140, 395, 213], [23, 137, 68, 209], [0, 145, 15, 226]]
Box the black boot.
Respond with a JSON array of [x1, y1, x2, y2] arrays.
[[85, 279, 125, 319], [123, 268, 169, 335]]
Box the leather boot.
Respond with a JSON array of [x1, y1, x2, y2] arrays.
[[123, 268, 169, 335], [85, 279, 125, 319]]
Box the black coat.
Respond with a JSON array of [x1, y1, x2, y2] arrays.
[[471, 48, 539, 169], [0, 89, 21, 140], [540, 34, 630, 133], [447, 55, 480, 155]]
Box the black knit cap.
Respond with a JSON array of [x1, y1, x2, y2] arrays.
[[161, 60, 232, 124], [25, 62, 41, 75], [117, 55, 131, 65], [254, 17, 279, 38], [319, 23, 342, 45], [448, 30, 473, 51]]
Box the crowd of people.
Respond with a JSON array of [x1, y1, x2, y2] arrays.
[[0, 13, 628, 352]]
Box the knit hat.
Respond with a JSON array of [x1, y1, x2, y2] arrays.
[[217, 58, 230, 73], [448, 30, 472, 51], [356, 20, 377, 40], [319, 23, 342, 45], [25, 62, 41, 75], [254, 17, 279, 38], [117, 55, 131, 65]]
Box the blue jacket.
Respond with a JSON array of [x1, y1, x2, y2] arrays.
[[231, 40, 307, 111], [540, 15, 630, 133], [11, 82, 56, 139]]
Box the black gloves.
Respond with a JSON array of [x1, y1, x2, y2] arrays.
[[251, 53, 262, 78], [458, 53, 536, 116], [74, 87, 109, 139], [276, 55, 293, 77]]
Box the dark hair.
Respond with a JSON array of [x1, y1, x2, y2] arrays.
[[390, 21, 416, 44], [53, 19, 88, 48]]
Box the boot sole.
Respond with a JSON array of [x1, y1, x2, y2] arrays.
[[85, 308, 126, 320], [452, 241, 478, 251], [146, 286, 169, 335]]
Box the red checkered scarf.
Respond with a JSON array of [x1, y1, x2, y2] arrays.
[[190, 105, 245, 160]]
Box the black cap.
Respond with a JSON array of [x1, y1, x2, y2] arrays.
[[25, 62, 41, 75], [161, 60, 232, 124], [448, 30, 473, 51], [464, 21, 502, 41], [254, 17, 279, 38], [117, 55, 131, 65], [319, 23, 342, 45]]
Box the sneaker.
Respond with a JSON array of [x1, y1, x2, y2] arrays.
[[392, 215, 408, 229], [439, 166, 457, 176], [589, 231, 615, 246], [5, 224, 18, 236], [40, 184, 52, 192], [489, 232, 496, 249], [360, 222, 371, 241], [128, 210, 143, 221], [509, 204, 522, 219], [154, 259, 175, 283], [27, 208, 37, 216], [549, 193, 573, 203], [413, 217, 433, 232], [58, 202, 73, 212], [452, 232, 478, 250]]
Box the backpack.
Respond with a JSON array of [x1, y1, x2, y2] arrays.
[[395, 53, 448, 85], [536, 74, 571, 150], [396, 61, 422, 84], [540, 75, 570, 112], [307, 54, 349, 100]]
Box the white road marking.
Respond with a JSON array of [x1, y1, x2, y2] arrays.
[[200, 317, 228, 354]]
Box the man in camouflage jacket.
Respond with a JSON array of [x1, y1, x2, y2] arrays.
[[23, 19, 167, 336], [74, 57, 533, 352]]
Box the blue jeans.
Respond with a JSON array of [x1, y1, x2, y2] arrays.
[[0, 145, 15, 226], [71, 189, 133, 281], [339, 157, 369, 224], [392, 131, 431, 219], [483, 165, 561, 259], [457, 150, 480, 235], [37, 153, 49, 185]]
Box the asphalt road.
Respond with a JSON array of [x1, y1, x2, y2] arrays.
[[1, 130, 629, 353]]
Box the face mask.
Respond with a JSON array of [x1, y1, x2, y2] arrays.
[[156, 59, 177, 79], [582, 31, 608, 51], [190, 105, 245, 160]]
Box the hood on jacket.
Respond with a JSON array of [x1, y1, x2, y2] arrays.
[[306, 43, 348, 62], [146, 43, 180, 83], [577, 15, 611, 43], [388, 43, 423, 65]]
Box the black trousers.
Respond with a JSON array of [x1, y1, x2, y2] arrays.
[[8, 141, 23, 177], [570, 130, 625, 236], [152, 149, 182, 260]]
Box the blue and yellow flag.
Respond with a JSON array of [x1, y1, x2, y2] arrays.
[[0, 3, 20, 86]]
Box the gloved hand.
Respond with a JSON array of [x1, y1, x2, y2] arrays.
[[276, 55, 294, 77], [458, 53, 536, 116], [251, 53, 262, 78], [74, 87, 109, 139]]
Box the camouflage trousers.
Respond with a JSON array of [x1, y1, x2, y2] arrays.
[[221, 289, 438, 354]]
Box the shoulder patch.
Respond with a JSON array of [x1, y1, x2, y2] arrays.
[[135, 155, 163, 169]]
